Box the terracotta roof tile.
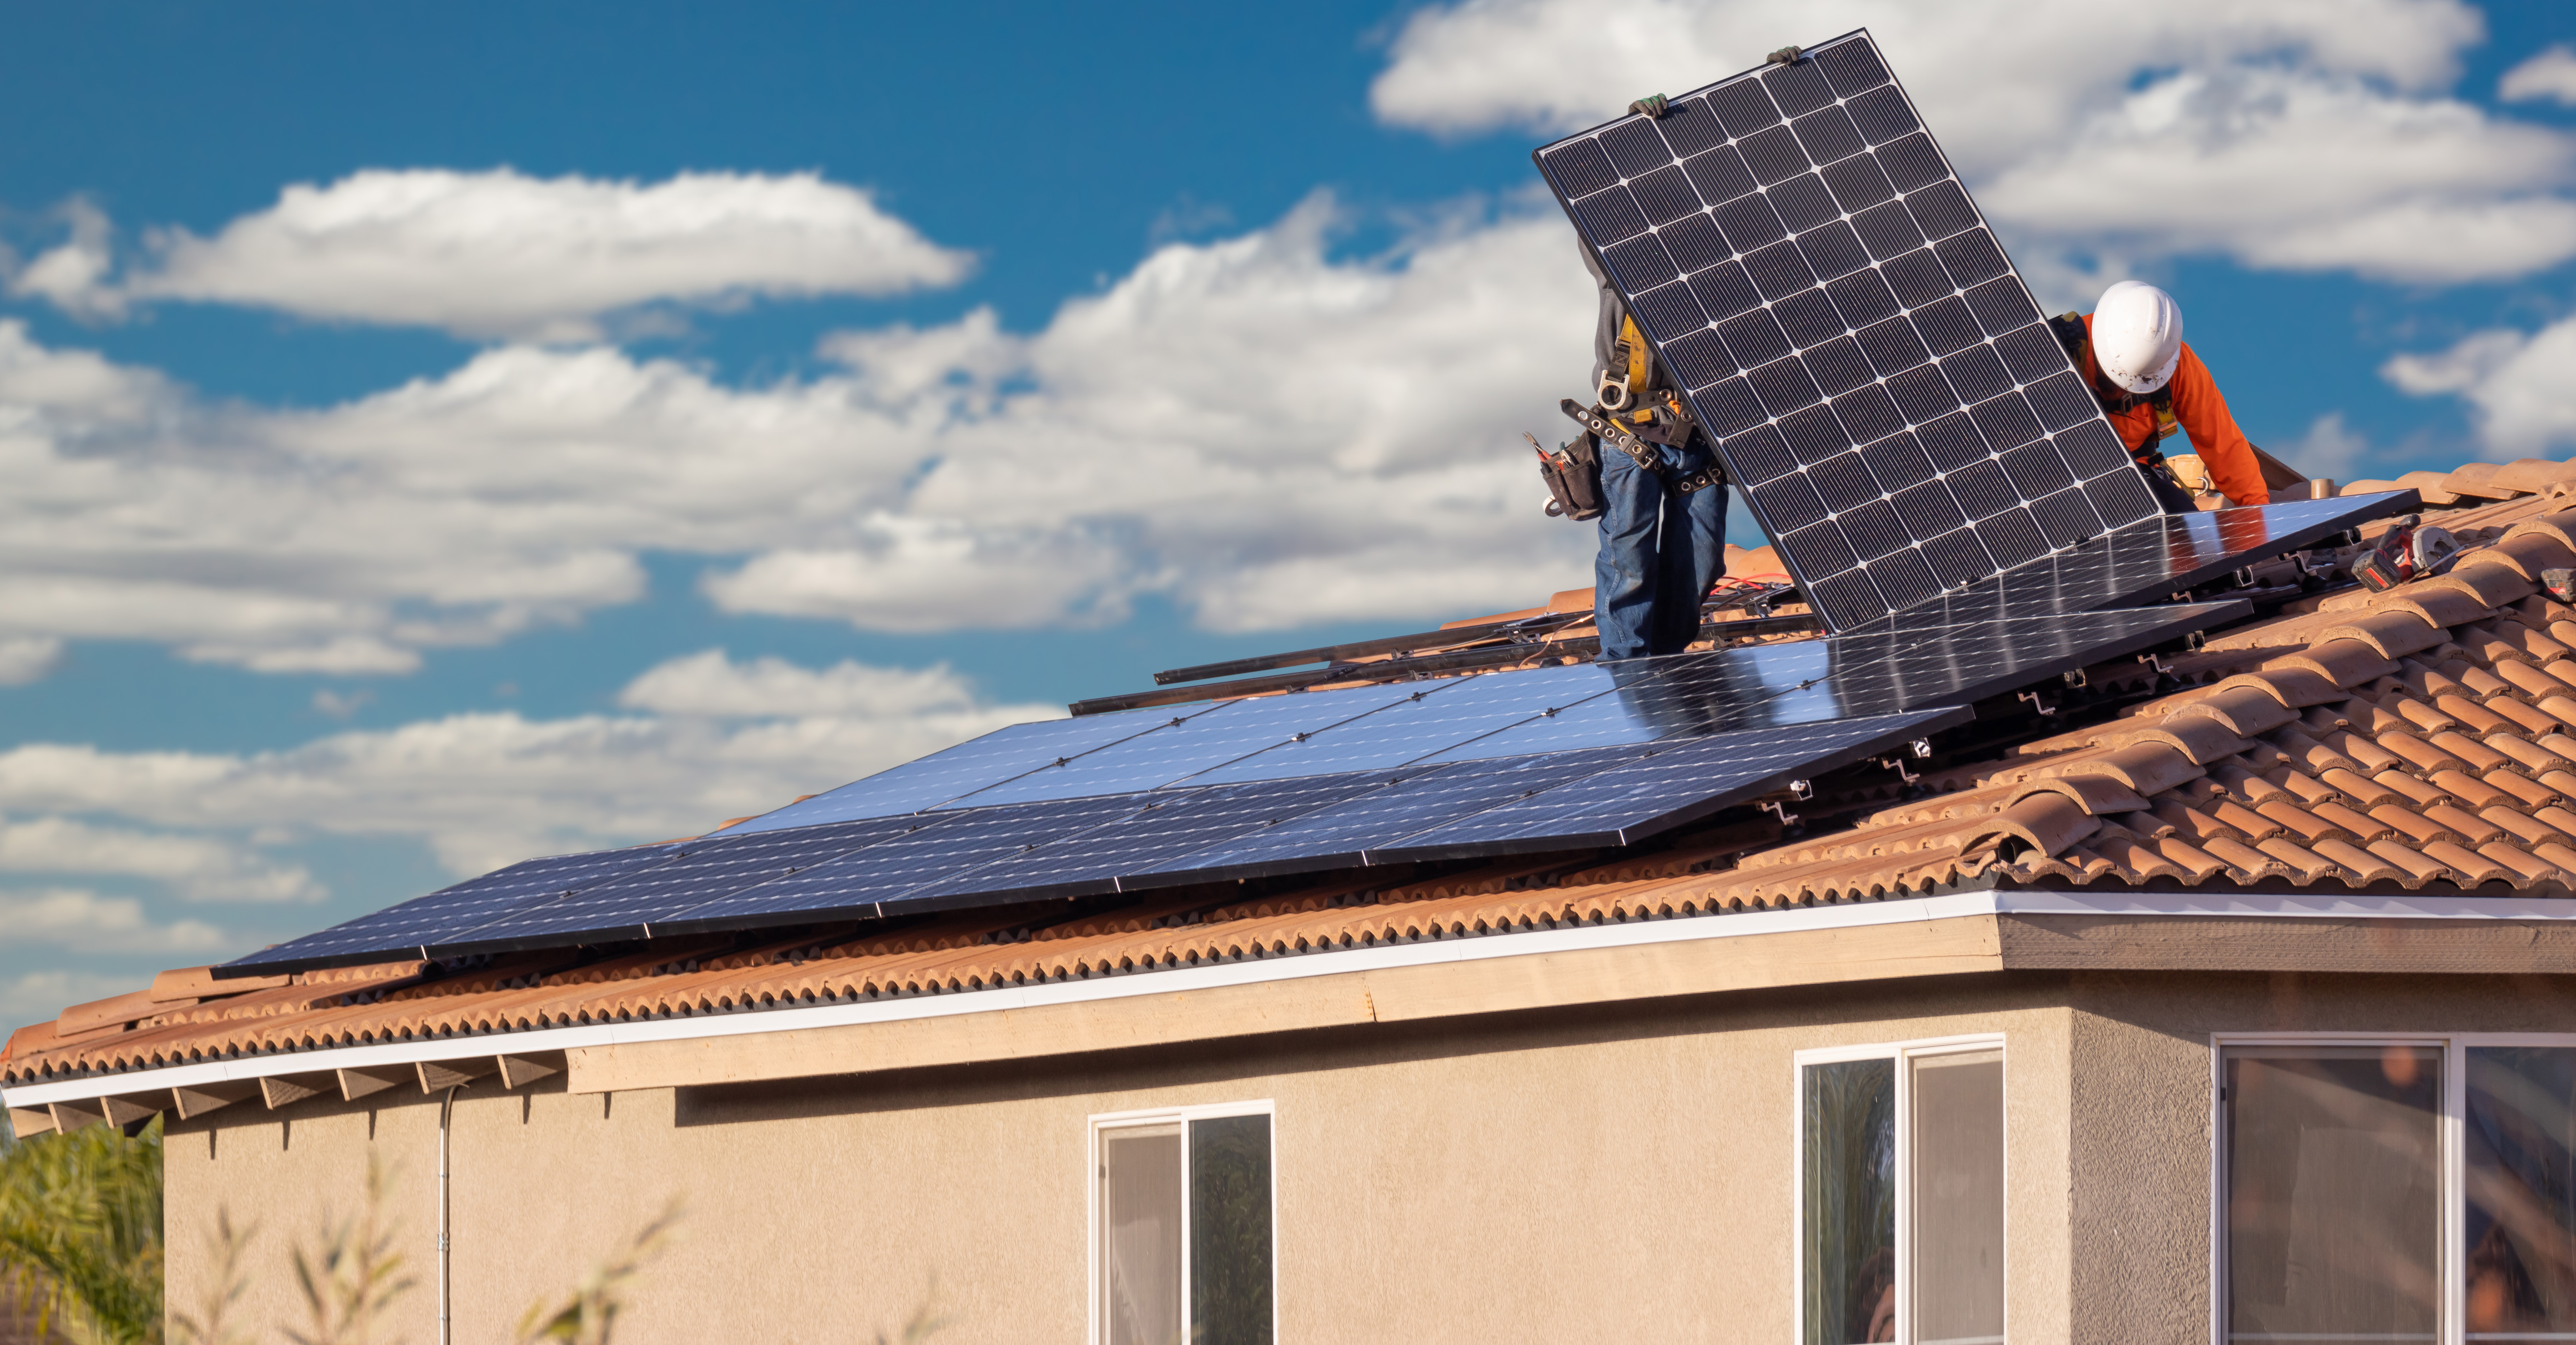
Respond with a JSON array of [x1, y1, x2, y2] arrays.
[[2006, 775, 2150, 815], [2366, 839, 2453, 886], [2220, 666, 2348, 707], [32, 490, 2576, 1095], [2169, 684, 2300, 737], [2318, 610, 2450, 661], [2425, 841, 2517, 886]]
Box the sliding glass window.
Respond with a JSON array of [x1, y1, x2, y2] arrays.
[[1094, 1103, 1274, 1345], [1800, 1039, 2006, 1345], [2217, 1036, 2576, 1345]]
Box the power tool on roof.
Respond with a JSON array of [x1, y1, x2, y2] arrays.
[[2350, 518, 2462, 593]]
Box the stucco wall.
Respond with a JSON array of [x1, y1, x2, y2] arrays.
[[153, 957, 2576, 1343], [2062, 970, 2576, 1345], [165, 974, 2081, 1343]]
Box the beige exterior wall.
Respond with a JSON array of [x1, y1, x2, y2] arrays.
[[2062, 970, 2576, 1345], [158, 968, 2576, 1343]]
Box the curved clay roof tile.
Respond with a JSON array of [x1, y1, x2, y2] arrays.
[[2504, 511, 2576, 554], [2318, 610, 2448, 661], [2473, 525, 2576, 577], [1959, 793, 2099, 859], [2004, 775, 2149, 816], [2423, 841, 2515, 888], [2276, 639, 2403, 688], [2216, 666, 2347, 708], [2164, 685, 2298, 738]]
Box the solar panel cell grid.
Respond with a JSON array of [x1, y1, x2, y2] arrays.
[[1537, 32, 2180, 632], [1661, 213, 1733, 273], [1658, 95, 1730, 156], [1691, 261, 1763, 322], [1770, 174, 1840, 232]]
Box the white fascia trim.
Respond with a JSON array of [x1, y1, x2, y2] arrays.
[[9, 885, 2572, 1110]]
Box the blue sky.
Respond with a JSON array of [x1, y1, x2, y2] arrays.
[[0, 0, 2571, 1023]]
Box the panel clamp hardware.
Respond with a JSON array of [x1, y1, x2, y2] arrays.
[[1910, 739, 1932, 758]]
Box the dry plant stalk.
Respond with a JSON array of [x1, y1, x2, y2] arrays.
[[169, 1209, 256, 1345], [284, 1156, 416, 1345], [870, 1284, 952, 1345], [511, 1198, 685, 1345]]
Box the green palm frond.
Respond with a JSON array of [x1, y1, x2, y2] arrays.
[[0, 1118, 167, 1345]]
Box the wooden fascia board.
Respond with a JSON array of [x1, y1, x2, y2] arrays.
[[1997, 912, 2576, 973], [565, 911, 2007, 1094]]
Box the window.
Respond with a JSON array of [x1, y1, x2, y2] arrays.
[[2217, 1036, 2576, 1345], [1799, 1038, 2007, 1345], [1093, 1103, 1274, 1345]]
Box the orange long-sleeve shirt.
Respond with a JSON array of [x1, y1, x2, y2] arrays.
[[2077, 313, 2267, 507]]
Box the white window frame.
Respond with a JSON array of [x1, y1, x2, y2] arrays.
[[2206, 1031, 2576, 1345], [1793, 1033, 2009, 1345], [1088, 1099, 1278, 1345]]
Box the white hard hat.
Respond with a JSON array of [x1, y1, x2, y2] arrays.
[[2091, 280, 2184, 394]]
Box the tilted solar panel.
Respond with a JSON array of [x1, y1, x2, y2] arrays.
[[1534, 29, 2162, 631]]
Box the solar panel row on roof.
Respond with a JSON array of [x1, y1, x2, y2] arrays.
[[295, 705, 1960, 963], [222, 589, 2266, 974]]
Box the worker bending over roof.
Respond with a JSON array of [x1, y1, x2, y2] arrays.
[[2061, 280, 2268, 513]]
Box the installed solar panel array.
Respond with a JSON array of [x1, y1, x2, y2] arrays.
[[228, 707, 1962, 972], [221, 594, 2248, 976], [1536, 31, 2159, 631]]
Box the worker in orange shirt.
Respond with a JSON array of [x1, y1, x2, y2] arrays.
[[2055, 281, 2269, 514]]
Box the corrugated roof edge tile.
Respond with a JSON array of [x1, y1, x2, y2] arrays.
[[23, 485, 2576, 1089]]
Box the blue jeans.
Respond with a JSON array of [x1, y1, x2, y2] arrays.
[[1594, 443, 1728, 662]]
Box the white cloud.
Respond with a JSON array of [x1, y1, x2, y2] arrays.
[[6, 199, 120, 321], [0, 816, 322, 904], [30, 169, 974, 342], [2384, 318, 2576, 455], [1370, 0, 2576, 284], [2503, 45, 2576, 105], [0, 889, 227, 955], [713, 192, 1600, 633], [1980, 66, 2576, 284], [0, 970, 141, 1030], [2283, 412, 2374, 485], [0, 189, 1598, 669], [617, 648, 1025, 720], [0, 638, 62, 687], [0, 650, 1059, 879]]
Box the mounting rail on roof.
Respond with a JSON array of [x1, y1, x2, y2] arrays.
[[1073, 608, 1822, 717], [1151, 580, 1807, 687]]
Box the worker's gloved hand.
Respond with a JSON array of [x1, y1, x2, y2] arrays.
[[1628, 93, 1669, 118]]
